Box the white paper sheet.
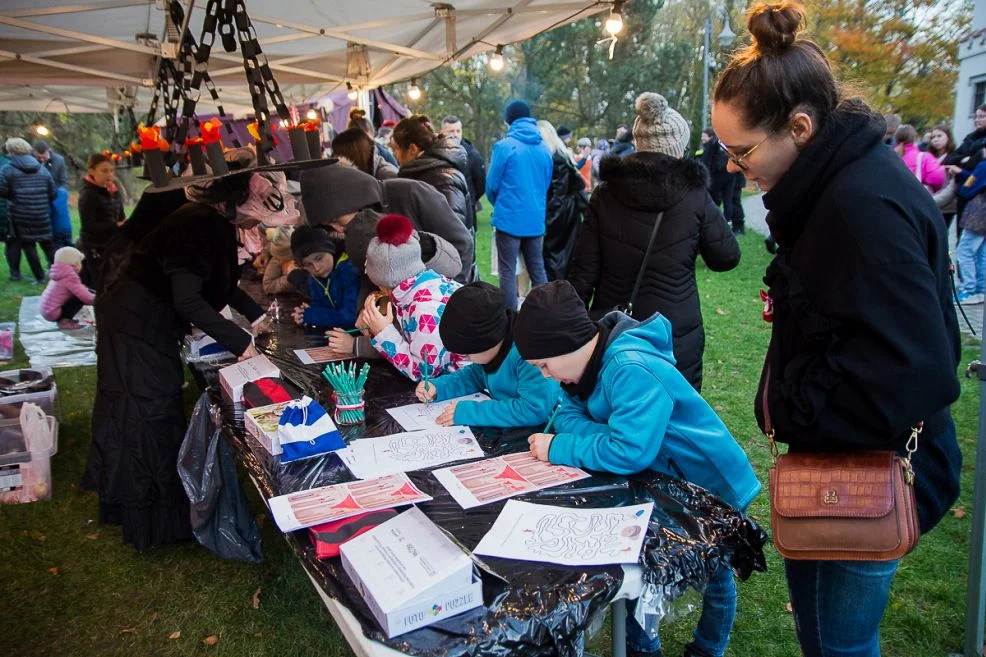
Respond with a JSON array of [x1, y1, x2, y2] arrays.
[[385, 392, 491, 431], [474, 500, 653, 566], [267, 473, 432, 533], [431, 452, 590, 509], [338, 427, 485, 479], [294, 347, 352, 365]]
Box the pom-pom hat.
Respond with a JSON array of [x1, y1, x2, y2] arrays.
[[365, 214, 426, 289], [632, 92, 691, 158]]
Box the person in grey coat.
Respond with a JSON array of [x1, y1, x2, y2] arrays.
[[0, 138, 56, 282], [299, 162, 474, 282]]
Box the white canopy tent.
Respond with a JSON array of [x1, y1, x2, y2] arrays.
[[0, 0, 613, 115]]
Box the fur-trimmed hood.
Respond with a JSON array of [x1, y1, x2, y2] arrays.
[[598, 151, 708, 211]]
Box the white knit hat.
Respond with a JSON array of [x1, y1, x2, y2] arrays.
[[632, 92, 691, 158], [54, 246, 85, 266]]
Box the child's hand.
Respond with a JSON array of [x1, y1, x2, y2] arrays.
[[361, 294, 393, 336], [325, 329, 355, 356], [292, 303, 309, 326], [239, 342, 260, 361], [415, 381, 437, 403], [436, 401, 457, 426], [528, 433, 554, 462]]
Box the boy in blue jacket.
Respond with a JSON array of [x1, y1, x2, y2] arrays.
[[515, 280, 760, 657], [415, 281, 560, 427], [289, 226, 359, 330]]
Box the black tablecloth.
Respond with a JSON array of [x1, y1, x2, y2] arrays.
[[196, 322, 767, 657]]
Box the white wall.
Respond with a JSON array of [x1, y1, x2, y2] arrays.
[[954, 0, 986, 139]]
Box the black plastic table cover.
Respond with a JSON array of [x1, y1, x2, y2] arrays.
[[196, 322, 767, 657]]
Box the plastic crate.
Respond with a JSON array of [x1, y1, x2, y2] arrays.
[[0, 415, 57, 504], [0, 367, 61, 420]]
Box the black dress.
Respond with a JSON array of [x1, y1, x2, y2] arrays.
[[82, 200, 263, 550], [542, 152, 587, 281]]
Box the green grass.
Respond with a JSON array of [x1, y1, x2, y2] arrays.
[[0, 205, 980, 656]]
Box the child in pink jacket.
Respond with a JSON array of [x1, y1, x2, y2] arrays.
[[40, 246, 95, 329]]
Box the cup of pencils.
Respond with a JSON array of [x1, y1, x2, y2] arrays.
[[323, 362, 369, 425]]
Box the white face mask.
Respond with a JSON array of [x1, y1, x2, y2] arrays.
[[234, 172, 300, 227]]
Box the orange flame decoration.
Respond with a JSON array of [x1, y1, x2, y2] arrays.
[[185, 137, 204, 147], [137, 123, 169, 151], [112, 153, 121, 162], [130, 141, 142, 154], [247, 121, 278, 146], [200, 118, 223, 145], [123, 150, 131, 157], [102, 149, 110, 157], [302, 118, 321, 132]]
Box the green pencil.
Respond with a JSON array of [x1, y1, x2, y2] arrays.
[[543, 401, 562, 434], [339, 327, 369, 334]]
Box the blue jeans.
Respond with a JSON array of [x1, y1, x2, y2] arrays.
[[626, 564, 737, 657], [784, 558, 899, 657], [495, 230, 547, 311], [955, 229, 986, 295]]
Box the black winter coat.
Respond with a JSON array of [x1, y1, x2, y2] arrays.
[[0, 155, 56, 241], [567, 152, 740, 390], [462, 138, 487, 203], [543, 152, 587, 281], [78, 178, 125, 250], [944, 126, 986, 171], [398, 135, 476, 231], [754, 104, 961, 534]]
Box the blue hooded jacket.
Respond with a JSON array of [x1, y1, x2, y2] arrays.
[[50, 187, 72, 236], [486, 117, 553, 237], [433, 344, 560, 427], [302, 256, 360, 329], [957, 159, 986, 200], [549, 311, 761, 510]]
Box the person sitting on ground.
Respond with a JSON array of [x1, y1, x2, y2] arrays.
[[515, 280, 760, 657], [358, 214, 466, 381], [415, 281, 560, 427], [331, 128, 398, 181], [289, 225, 359, 330], [39, 246, 95, 329]]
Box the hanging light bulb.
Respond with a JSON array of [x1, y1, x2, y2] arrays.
[[306, 107, 318, 120], [346, 81, 358, 101], [605, 0, 624, 36], [489, 45, 505, 72], [408, 79, 422, 101], [34, 124, 50, 136]]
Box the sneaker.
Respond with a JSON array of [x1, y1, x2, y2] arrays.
[[9, 274, 22, 282], [57, 318, 82, 330], [955, 292, 984, 305]]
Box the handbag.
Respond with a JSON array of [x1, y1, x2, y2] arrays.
[[617, 210, 665, 318], [763, 363, 921, 561], [277, 396, 346, 463]]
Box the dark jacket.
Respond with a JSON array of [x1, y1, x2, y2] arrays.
[[78, 177, 125, 250], [0, 155, 56, 241], [543, 151, 587, 281], [0, 154, 7, 238], [462, 138, 487, 203], [944, 126, 986, 171], [398, 134, 476, 231], [609, 132, 635, 158], [43, 151, 69, 189], [567, 152, 740, 391], [698, 136, 732, 196], [754, 104, 961, 534]]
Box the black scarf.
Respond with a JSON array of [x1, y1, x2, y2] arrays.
[[562, 324, 610, 401]]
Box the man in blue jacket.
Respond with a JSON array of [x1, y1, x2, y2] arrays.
[[416, 281, 560, 427], [486, 100, 552, 311], [515, 280, 760, 657]]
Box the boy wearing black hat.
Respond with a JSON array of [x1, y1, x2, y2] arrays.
[[289, 225, 359, 330], [514, 280, 760, 657], [415, 282, 560, 427]]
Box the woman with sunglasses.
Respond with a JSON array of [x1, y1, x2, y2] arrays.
[[711, 3, 961, 655]]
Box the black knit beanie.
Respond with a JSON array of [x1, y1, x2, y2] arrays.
[[439, 282, 510, 354], [514, 281, 597, 360], [291, 225, 336, 262]]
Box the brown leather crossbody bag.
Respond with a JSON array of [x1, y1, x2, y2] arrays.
[[763, 365, 921, 561]]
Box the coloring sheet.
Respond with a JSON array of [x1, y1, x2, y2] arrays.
[[474, 500, 654, 566], [432, 452, 590, 509], [386, 393, 491, 431], [294, 346, 352, 365], [267, 473, 432, 532], [339, 427, 485, 479]]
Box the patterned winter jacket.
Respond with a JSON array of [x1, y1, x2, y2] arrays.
[[370, 269, 468, 381]]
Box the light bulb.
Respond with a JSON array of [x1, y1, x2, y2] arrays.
[[306, 108, 318, 120], [605, 10, 623, 36], [346, 81, 358, 101], [489, 46, 505, 72], [408, 80, 422, 101], [35, 125, 49, 136]]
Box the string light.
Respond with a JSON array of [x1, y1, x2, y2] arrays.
[[489, 45, 505, 72], [306, 108, 318, 120], [408, 79, 422, 101], [346, 81, 358, 101], [34, 124, 50, 136], [605, 0, 625, 36]]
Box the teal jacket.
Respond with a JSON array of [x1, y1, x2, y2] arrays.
[[550, 312, 761, 510], [433, 344, 560, 428]]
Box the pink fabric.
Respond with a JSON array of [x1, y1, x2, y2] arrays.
[[40, 263, 95, 322], [900, 144, 945, 192]]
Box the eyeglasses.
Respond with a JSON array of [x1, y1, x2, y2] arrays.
[[719, 134, 771, 171]]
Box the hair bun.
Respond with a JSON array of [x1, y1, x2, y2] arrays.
[[635, 92, 669, 122], [747, 1, 806, 54]]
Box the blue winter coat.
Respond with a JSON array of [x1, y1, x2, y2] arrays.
[[486, 117, 553, 237], [550, 311, 761, 510], [433, 344, 560, 427], [50, 187, 72, 237], [0, 155, 56, 241], [301, 256, 360, 329]]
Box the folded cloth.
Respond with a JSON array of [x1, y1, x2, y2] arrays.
[[310, 509, 399, 559]]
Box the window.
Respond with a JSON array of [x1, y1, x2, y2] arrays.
[[974, 80, 986, 114]]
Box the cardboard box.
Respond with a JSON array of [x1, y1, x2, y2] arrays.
[[244, 400, 295, 456], [340, 506, 483, 637], [218, 355, 279, 406]]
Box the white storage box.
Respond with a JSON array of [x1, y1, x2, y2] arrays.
[[244, 400, 295, 456], [218, 355, 279, 405], [0, 367, 61, 420], [340, 507, 483, 638]]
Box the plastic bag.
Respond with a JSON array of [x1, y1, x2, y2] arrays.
[[0, 322, 14, 360], [277, 396, 345, 463], [178, 394, 263, 563]]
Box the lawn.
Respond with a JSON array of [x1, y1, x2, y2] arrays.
[[0, 204, 980, 657]]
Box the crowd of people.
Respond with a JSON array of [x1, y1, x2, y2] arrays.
[[0, 1, 969, 656]]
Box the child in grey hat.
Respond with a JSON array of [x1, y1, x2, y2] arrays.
[[359, 214, 466, 381]]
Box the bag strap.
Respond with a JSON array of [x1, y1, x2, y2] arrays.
[[626, 210, 665, 317], [914, 152, 924, 185]]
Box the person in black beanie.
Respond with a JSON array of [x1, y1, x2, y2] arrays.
[[414, 281, 560, 428], [288, 225, 360, 330], [515, 281, 759, 657]]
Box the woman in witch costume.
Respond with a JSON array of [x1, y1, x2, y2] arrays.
[[82, 148, 312, 550]]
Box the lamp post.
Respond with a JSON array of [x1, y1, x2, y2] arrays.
[[701, 8, 736, 130]]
